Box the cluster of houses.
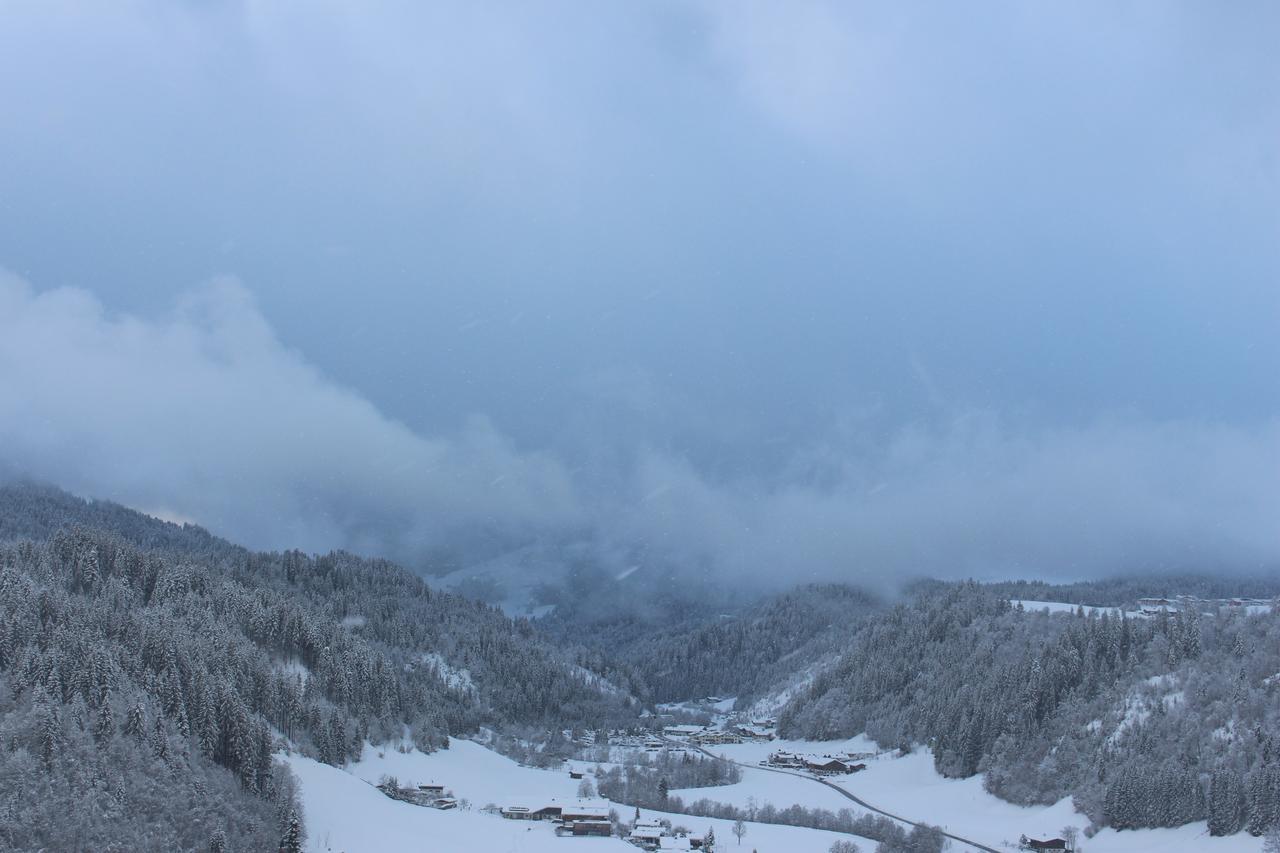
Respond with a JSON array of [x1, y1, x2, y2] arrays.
[[764, 751, 867, 776], [627, 820, 714, 851], [660, 723, 774, 746], [374, 779, 458, 810], [499, 798, 615, 838]]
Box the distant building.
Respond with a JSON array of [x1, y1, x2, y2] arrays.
[[1019, 836, 1070, 852], [375, 780, 452, 808], [501, 798, 611, 822], [804, 756, 854, 774], [628, 821, 668, 848], [557, 819, 613, 837]]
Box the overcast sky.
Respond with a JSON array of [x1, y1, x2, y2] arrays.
[[1, 1, 1277, 585]]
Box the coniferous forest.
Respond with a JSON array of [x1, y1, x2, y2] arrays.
[[0, 483, 634, 850], [3, 481, 1280, 848]]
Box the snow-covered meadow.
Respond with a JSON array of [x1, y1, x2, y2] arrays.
[[282, 738, 874, 853], [281, 728, 1268, 853], [703, 736, 1265, 853]]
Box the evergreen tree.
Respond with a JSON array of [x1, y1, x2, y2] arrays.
[[281, 810, 303, 853]]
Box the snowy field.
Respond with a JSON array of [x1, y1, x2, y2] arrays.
[[282, 739, 874, 853], [671, 735, 887, 818], [281, 734, 1267, 853], [1014, 599, 1275, 618], [1013, 600, 1124, 616], [706, 737, 1265, 853]]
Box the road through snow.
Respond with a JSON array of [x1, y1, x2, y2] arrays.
[[679, 739, 1000, 853]]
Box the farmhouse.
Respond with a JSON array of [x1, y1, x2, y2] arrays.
[[557, 820, 613, 837], [764, 750, 803, 768], [627, 821, 715, 851], [1019, 836, 1070, 852], [628, 821, 668, 848], [501, 798, 611, 822], [561, 801, 611, 822], [500, 804, 562, 821], [375, 779, 454, 808]]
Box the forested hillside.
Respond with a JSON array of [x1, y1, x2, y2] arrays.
[[0, 483, 637, 851], [537, 580, 881, 706], [780, 582, 1280, 836], [632, 584, 880, 705]]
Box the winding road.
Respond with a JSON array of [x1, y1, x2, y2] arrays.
[[678, 740, 1001, 853]]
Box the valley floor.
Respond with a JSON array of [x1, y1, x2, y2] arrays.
[[282, 734, 1268, 853], [282, 739, 870, 853], [702, 736, 1264, 853]]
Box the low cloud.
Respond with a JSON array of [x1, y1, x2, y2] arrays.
[[0, 271, 581, 560], [2, 272, 1277, 586], [614, 417, 1280, 588]]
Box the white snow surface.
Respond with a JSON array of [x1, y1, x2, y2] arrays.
[[282, 733, 1265, 853], [1014, 600, 1122, 616], [284, 738, 872, 852], [707, 737, 1264, 853]]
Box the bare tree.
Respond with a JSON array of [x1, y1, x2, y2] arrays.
[[733, 818, 747, 846]]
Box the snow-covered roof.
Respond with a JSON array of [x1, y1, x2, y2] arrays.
[[502, 797, 609, 811], [629, 823, 667, 841]]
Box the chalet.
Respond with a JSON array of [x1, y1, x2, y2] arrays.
[[557, 820, 613, 837], [1019, 837, 1070, 852], [500, 804, 563, 821], [628, 821, 668, 848], [432, 797, 458, 810], [376, 780, 452, 807], [765, 750, 803, 768], [560, 802, 611, 822], [569, 769, 585, 780], [803, 756, 862, 774]]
